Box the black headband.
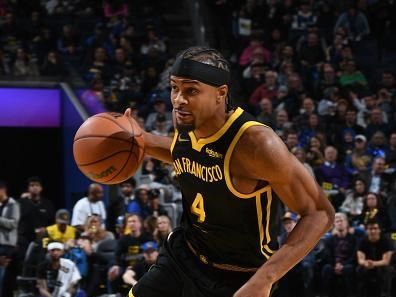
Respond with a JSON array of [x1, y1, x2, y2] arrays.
[[170, 58, 230, 87]]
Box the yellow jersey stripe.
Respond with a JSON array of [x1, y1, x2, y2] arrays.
[[223, 120, 270, 199], [188, 107, 244, 152], [170, 130, 179, 153], [129, 289, 135, 297]]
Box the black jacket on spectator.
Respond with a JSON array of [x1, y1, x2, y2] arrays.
[[18, 197, 55, 252], [323, 233, 357, 266]]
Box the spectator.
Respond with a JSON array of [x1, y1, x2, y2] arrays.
[[71, 183, 107, 232], [145, 98, 172, 131], [147, 188, 168, 218], [127, 185, 151, 219], [359, 193, 390, 232], [249, 70, 279, 108], [103, 0, 129, 18], [140, 28, 166, 56], [122, 241, 159, 286], [40, 50, 66, 77], [273, 109, 292, 137], [321, 213, 357, 297], [386, 132, 396, 168], [37, 242, 81, 297], [315, 146, 349, 209], [107, 178, 136, 234], [256, 97, 276, 126], [298, 32, 326, 69], [82, 214, 114, 252], [365, 109, 390, 140], [334, 6, 370, 42], [360, 157, 394, 197], [0, 180, 19, 296], [18, 176, 55, 253], [305, 135, 326, 167], [340, 178, 366, 224], [108, 214, 151, 283], [239, 37, 271, 67], [292, 148, 314, 177], [356, 220, 393, 297], [367, 131, 388, 159], [293, 97, 316, 128], [12, 48, 39, 76], [339, 59, 368, 89], [298, 113, 324, 148], [344, 134, 372, 175], [277, 212, 315, 297], [153, 215, 172, 247], [57, 24, 81, 56], [285, 130, 300, 151], [151, 113, 170, 136], [44, 209, 77, 245], [291, 2, 317, 32]]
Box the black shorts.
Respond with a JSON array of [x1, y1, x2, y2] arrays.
[[130, 228, 255, 297]]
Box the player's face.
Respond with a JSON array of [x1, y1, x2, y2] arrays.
[[170, 76, 225, 132]]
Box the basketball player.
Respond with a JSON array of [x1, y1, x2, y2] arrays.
[[124, 47, 335, 297]]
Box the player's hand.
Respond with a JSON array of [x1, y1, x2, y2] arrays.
[[233, 278, 272, 297]]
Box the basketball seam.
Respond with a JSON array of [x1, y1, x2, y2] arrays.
[[92, 115, 143, 137], [93, 115, 131, 133], [74, 135, 133, 143], [76, 150, 132, 167], [102, 117, 138, 183]]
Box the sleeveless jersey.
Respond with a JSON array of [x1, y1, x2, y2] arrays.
[[170, 107, 280, 268]]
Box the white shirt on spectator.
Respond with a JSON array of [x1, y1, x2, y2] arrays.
[[53, 258, 81, 297], [71, 197, 106, 227]]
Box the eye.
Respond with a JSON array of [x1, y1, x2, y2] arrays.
[[171, 85, 178, 91], [186, 88, 198, 95]]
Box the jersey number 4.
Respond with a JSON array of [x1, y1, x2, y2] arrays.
[[191, 193, 206, 223]]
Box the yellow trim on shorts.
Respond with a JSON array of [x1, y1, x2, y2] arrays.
[[129, 289, 135, 297], [188, 107, 244, 152]]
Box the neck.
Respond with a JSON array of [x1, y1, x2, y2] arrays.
[[194, 106, 229, 140], [131, 230, 141, 237], [31, 194, 40, 201], [338, 229, 348, 237], [369, 236, 380, 242]]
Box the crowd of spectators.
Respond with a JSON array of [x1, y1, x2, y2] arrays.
[[1, 0, 396, 296]]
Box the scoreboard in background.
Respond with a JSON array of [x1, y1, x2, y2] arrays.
[[0, 88, 61, 127]]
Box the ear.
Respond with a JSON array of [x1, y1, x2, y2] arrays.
[[216, 85, 228, 104]]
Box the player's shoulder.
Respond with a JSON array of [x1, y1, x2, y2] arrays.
[[238, 124, 285, 154]]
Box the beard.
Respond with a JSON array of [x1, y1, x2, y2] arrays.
[[175, 120, 195, 133]]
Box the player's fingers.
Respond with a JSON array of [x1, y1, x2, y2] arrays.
[[124, 108, 132, 117]]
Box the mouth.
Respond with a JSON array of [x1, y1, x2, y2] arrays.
[[174, 109, 193, 121]]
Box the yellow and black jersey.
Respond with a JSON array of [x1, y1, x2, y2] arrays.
[[170, 107, 280, 269]]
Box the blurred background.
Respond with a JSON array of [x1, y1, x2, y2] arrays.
[[0, 0, 396, 296]]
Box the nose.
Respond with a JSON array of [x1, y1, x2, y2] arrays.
[[172, 91, 188, 107]]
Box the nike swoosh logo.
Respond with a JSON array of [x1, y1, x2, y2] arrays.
[[178, 134, 190, 142]]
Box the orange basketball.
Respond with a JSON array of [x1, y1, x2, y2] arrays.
[[73, 112, 145, 184]]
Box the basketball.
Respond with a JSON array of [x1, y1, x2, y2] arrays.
[[73, 112, 144, 185]]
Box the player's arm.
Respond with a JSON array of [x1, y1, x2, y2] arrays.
[[233, 126, 334, 297], [124, 108, 173, 164]]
